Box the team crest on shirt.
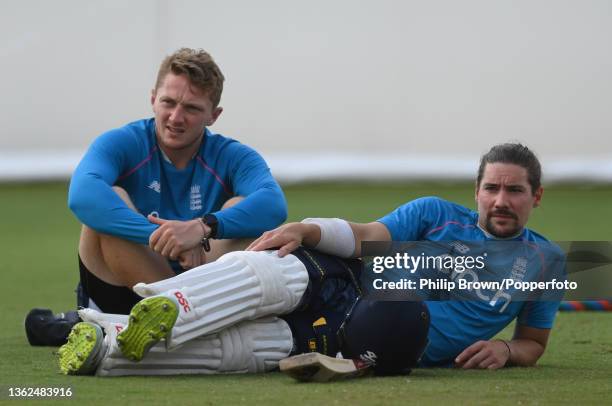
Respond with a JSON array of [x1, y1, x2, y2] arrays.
[[449, 241, 470, 254], [190, 185, 202, 211], [147, 180, 161, 193]]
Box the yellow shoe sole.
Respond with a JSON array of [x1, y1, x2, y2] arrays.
[[58, 322, 103, 375], [116, 296, 179, 362]]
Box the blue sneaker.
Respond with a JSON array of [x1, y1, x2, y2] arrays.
[[25, 308, 81, 346]]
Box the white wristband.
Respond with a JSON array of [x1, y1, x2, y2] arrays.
[[301, 218, 356, 258]]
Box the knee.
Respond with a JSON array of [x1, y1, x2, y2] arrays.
[[219, 250, 302, 274], [221, 196, 244, 209], [218, 250, 309, 308]]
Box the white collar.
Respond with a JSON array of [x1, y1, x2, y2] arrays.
[[159, 147, 172, 164]]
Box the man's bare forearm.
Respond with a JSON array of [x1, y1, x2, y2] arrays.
[[504, 338, 545, 367]]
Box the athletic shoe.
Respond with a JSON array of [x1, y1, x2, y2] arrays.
[[57, 322, 105, 375], [25, 308, 81, 346], [116, 296, 179, 362], [280, 352, 373, 382]]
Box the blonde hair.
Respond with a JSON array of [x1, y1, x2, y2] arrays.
[[155, 48, 225, 107]]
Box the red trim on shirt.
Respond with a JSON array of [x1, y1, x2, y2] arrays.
[[425, 221, 476, 236], [118, 146, 158, 181], [196, 156, 231, 196]]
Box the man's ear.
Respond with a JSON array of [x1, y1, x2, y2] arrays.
[[150, 89, 156, 107], [533, 186, 544, 208], [209, 107, 223, 126]]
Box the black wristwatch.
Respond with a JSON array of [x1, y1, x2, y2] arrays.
[[200, 214, 219, 252], [201, 214, 219, 238]]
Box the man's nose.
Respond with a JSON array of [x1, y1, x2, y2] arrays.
[[169, 106, 184, 123], [494, 190, 510, 208]]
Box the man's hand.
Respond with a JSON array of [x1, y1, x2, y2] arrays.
[[177, 246, 207, 270], [148, 215, 208, 260], [454, 340, 511, 370], [246, 222, 321, 257]]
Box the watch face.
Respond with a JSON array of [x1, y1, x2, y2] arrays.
[[203, 214, 218, 225], [203, 214, 218, 238]]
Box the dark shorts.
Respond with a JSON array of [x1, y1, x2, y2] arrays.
[[78, 255, 143, 314], [283, 247, 363, 356]]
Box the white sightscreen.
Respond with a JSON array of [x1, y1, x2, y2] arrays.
[[1, 0, 611, 182]]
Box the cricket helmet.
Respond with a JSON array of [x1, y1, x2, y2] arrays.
[[337, 298, 430, 375]]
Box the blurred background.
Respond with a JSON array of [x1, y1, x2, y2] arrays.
[[1, 0, 611, 183]]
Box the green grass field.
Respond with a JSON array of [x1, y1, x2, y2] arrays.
[[0, 182, 611, 405]]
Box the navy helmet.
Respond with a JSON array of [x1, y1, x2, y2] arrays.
[[338, 298, 430, 375]]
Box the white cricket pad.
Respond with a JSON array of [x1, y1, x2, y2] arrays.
[[97, 317, 293, 376], [134, 250, 309, 349]]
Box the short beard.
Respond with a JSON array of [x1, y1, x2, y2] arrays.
[[485, 216, 521, 239]]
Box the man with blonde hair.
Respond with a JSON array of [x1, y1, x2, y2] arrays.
[[26, 49, 287, 346]]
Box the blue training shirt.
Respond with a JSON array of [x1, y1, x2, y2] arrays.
[[377, 196, 563, 367], [69, 118, 287, 246]]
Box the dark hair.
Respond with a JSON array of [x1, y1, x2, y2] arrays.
[[155, 48, 225, 107], [477, 143, 542, 194]]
